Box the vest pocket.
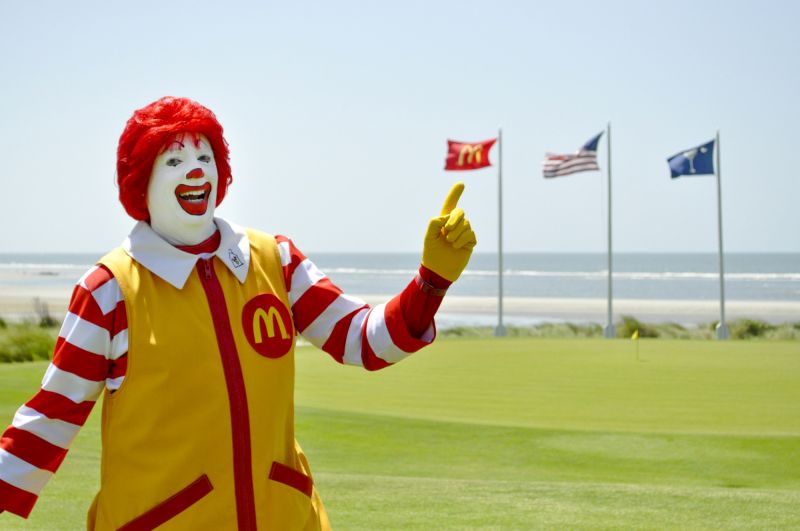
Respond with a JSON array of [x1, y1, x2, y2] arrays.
[[117, 474, 213, 531], [269, 461, 313, 498]]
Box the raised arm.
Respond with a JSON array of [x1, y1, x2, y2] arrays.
[[277, 182, 475, 370], [0, 266, 127, 518]]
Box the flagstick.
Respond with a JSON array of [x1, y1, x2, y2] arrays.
[[715, 130, 729, 339], [636, 338, 640, 361], [495, 127, 506, 337], [604, 122, 615, 339]]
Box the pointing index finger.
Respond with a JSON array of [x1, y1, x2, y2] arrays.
[[440, 182, 465, 216]]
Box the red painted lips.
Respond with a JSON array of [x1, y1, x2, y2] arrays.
[[174, 182, 212, 215]]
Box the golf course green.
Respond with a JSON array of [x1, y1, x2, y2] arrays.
[[1, 337, 798, 529]]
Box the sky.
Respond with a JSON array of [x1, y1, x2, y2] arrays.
[[1, 0, 798, 254]]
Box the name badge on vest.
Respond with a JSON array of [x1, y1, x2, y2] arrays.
[[242, 294, 294, 358]]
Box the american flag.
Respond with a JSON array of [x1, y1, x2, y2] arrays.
[[542, 132, 603, 178]]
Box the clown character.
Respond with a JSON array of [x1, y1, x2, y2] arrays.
[[0, 97, 476, 530]]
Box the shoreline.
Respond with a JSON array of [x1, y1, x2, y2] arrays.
[[1, 286, 798, 326]]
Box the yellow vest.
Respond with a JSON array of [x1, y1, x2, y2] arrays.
[[89, 229, 330, 530]]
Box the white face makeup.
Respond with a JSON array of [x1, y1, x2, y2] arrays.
[[147, 133, 219, 245]]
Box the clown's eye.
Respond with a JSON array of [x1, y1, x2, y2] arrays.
[[198, 154, 211, 163], [166, 158, 181, 167]]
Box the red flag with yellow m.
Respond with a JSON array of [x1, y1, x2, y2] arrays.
[[445, 138, 497, 171]]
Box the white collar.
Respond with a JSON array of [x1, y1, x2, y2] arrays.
[[122, 217, 251, 289]]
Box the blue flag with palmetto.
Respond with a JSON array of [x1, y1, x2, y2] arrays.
[[667, 139, 715, 178]]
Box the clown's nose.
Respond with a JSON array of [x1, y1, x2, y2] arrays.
[[186, 168, 204, 179]]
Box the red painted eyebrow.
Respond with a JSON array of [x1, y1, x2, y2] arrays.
[[163, 139, 186, 153], [159, 133, 208, 155]]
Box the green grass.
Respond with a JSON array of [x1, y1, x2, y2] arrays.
[[1, 338, 799, 529]]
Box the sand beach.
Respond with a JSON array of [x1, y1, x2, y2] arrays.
[[375, 295, 800, 326]]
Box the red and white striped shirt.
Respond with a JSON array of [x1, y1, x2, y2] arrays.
[[0, 220, 449, 518]]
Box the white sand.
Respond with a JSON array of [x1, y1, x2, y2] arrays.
[[3, 284, 797, 326]]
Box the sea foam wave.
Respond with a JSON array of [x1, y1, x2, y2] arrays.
[[3, 263, 799, 282]]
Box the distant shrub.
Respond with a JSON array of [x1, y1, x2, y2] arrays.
[[441, 326, 492, 338], [39, 315, 59, 328], [33, 297, 59, 328], [689, 324, 715, 340], [522, 322, 602, 338], [617, 316, 659, 338], [0, 324, 56, 363], [730, 319, 776, 340], [0, 316, 6, 329], [765, 323, 800, 340], [653, 322, 693, 340]]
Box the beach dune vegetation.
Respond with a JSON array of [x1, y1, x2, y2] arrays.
[[440, 319, 800, 341], [0, 322, 57, 363]]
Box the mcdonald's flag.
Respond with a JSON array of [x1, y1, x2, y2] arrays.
[[445, 138, 497, 171]]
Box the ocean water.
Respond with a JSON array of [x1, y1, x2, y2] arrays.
[[1, 252, 798, 302]]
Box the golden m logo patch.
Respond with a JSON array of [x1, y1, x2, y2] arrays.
[[252, 307, 290, 342], [457, 144, 483, 166], [242, 294, 294, 358]]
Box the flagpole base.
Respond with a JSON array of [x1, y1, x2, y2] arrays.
[[715, 322, 729, 340], [604, 324, 616, 339], [495, 324, 507, 337]]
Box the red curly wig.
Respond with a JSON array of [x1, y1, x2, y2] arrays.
[[116, 96, 232, 220]]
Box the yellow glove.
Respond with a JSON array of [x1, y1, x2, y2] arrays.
[[421, 182, 476, 282]]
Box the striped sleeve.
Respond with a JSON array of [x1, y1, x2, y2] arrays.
[[0, 265, 128, 518], [275, 235, 435, 370]]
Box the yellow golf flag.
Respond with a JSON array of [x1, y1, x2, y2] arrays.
[[631, 329, 639, 340]]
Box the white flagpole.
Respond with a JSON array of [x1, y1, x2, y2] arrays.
[[604, 122, 615, 338], [495, 127, 506, 336], [715, 130, 729, 339]]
